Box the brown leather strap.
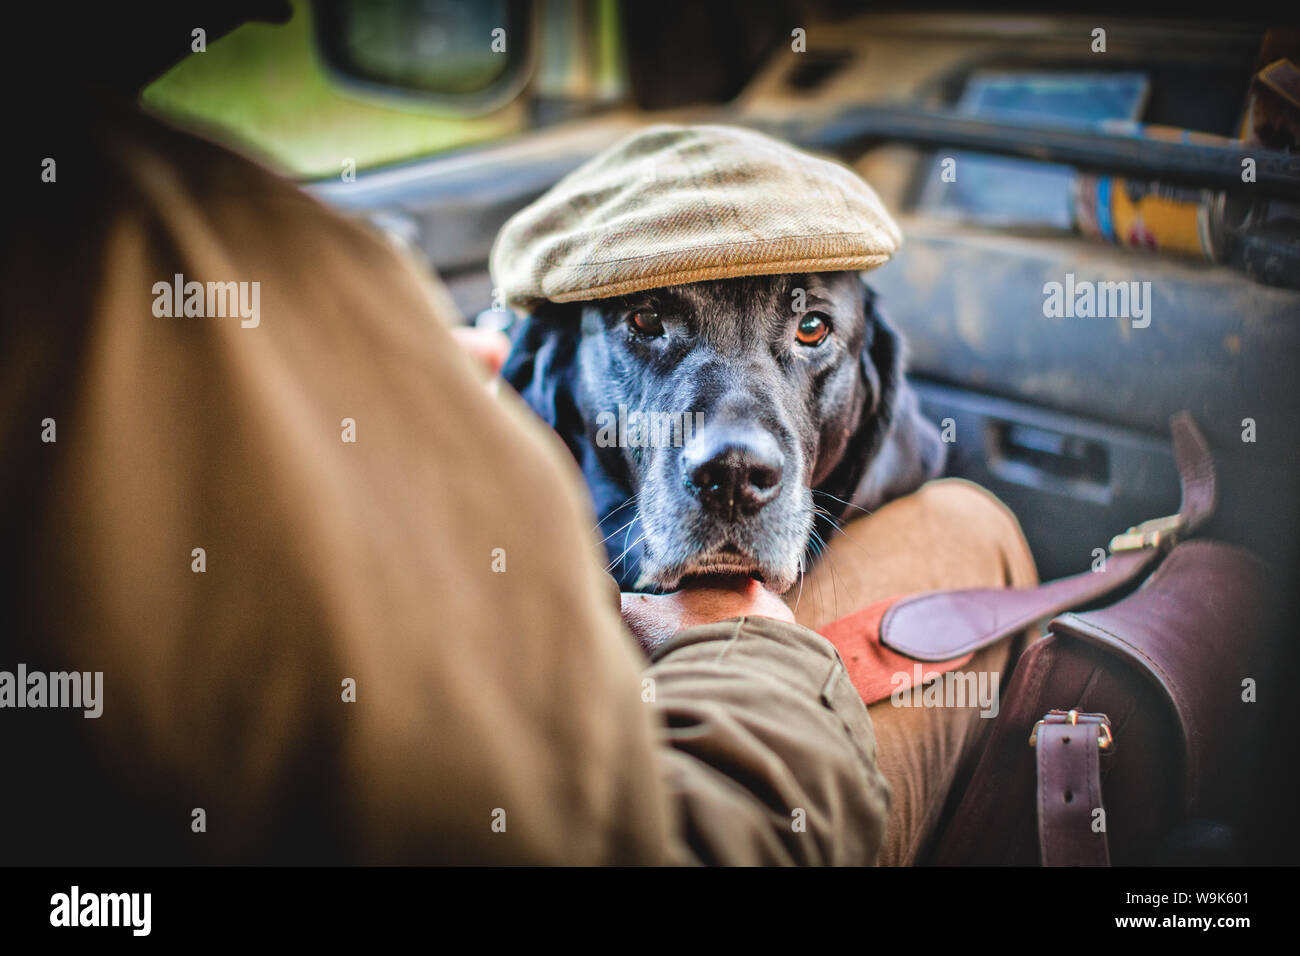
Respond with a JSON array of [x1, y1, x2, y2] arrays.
[[1035, 711, 1112, 866], [880, 412, 1216, 661], [1168, 410, 1216, 537], [880, 548, 1159, 661]]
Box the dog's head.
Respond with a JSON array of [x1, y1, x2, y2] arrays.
[[504, 271, 944, 592]]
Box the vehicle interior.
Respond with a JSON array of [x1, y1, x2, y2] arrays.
[[139, 2, 1300, 578], [79, 0, 1300, 863]]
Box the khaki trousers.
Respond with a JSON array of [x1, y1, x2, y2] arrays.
[[785, 479, 1039, 865]]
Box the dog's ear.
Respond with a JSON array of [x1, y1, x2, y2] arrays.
[[500, 301, 585, 452], [819, 279, 946, 515], [501, 302, 645, 586]]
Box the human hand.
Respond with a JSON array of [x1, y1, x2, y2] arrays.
[[450, 325, 510, 377], [621, 576, 796, 654]]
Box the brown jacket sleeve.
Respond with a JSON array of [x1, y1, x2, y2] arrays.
[[1, 101, 887, 865], [650, 617, 890, 865]]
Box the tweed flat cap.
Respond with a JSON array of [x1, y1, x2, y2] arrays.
[[490, 124, 902, 308]]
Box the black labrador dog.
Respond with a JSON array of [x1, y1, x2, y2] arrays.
[[503, 271, 944, 594]]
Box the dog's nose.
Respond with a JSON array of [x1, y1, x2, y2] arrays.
[[683, 429, 784, 516]]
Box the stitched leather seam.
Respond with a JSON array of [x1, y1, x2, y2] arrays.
[[882, 552, 1153, 657], [1067, 615, 1193, 778]]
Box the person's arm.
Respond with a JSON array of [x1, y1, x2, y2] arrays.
[[2, 106, 887, 864], [618, 582, 889, 864], [649, 623, 890, 864]]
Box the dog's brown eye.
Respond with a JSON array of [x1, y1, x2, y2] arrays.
[[795, 312, 831, 346], [627, 309, 665, 337]]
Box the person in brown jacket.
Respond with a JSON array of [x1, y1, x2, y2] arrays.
[[1, 9, 1034, 866]]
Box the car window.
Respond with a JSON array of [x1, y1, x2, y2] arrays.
[[142, 0, 625, 179]]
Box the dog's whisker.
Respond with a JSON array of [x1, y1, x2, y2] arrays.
[[822, 543, 851, 625], [793, 553, 805, 616], [814, 505, 855, 544], [605, 532, 648, 574], [812, 505, 875, 568], [810, 524, 855, 624], [812, 489, 873, 518], [592, 494, 639, 535], [812, 504, 845, 528], [621, 518, 639, 571], [806, 528, 837, 624], [805, 526, 833, 622], [597, 514, 640, 549]]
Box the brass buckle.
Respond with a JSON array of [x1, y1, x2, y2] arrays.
[[1029, 709, 1114, 753], [1108, 513, 1183, 553]]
